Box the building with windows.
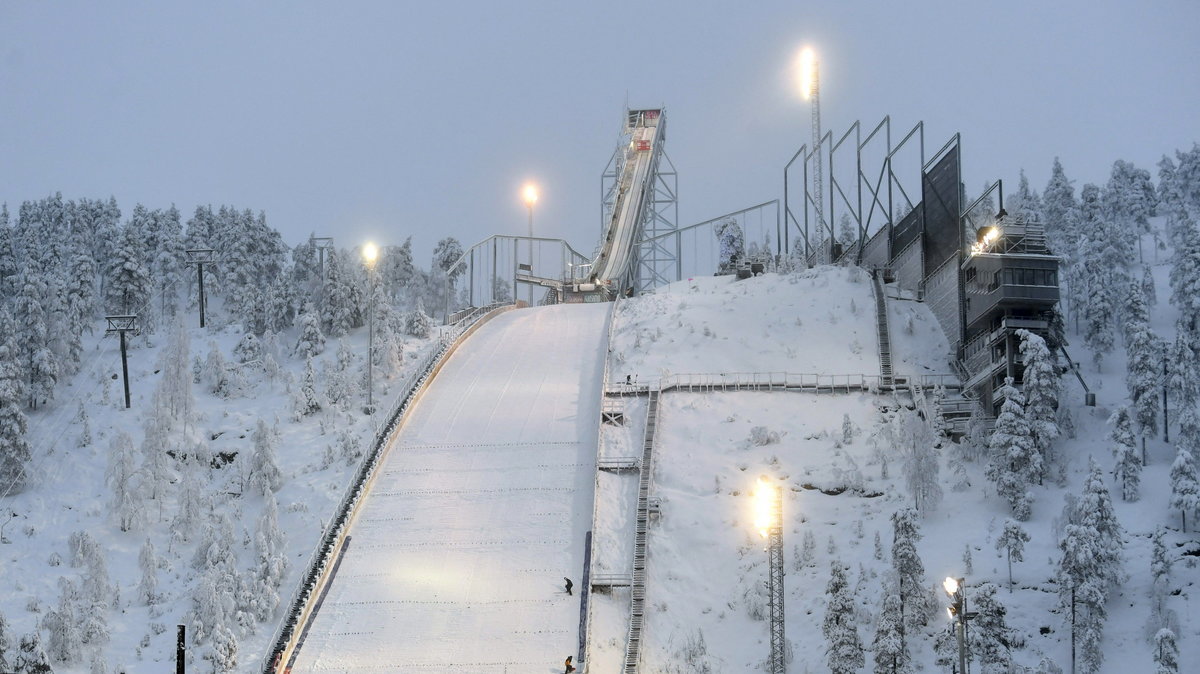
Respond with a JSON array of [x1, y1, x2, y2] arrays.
[[959, 220, 1061, 415]]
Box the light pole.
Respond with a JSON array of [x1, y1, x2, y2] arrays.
[[797, 46, 826, 263], [944, 576, 976, 674], [362, 242, 379, 415], [754, 476, 787, 674], [523, 183, 538, 305]]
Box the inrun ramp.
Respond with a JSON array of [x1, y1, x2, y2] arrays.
[[291, 304, 609, 673]]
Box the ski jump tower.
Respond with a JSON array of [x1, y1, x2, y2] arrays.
[[567, 108, 677, 301]]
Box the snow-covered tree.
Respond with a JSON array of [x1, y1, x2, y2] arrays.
[[1154, 627, 1179, 674], [1018, 330, 1060, 480], [171, 448, 209, 543], [156, 317, 194, 429], [105, 431, 142, 532], [432, 237, 465, 285], [0, 309, 32, 494], [380, 238, 416, 302], [715, 218, 745, 273], [13, 631, 53, 674], [995, 518, 1030, 591], [202, 341, 233, 398], [138, 538, 159, 606], [968, 583, 1016, 672], [890, 508, 929, 630], [1124, 288, 1162, 458], [105, 222, 152, 319], [251, 495, 288, 621], [293, 302, 325, 358], [209, 622, 238, 673], [233, 332, 262, 365], [1166, 323, 1199, 413], [1150, 526, 1172, 629], [888, 410, 941, 515], [985, 378, 1037, 520], [13, 274, 57, 409], [292, 357, 322, 420], [248, 420, 282, 497], [323, 340, 358, 411], [1143, 266, 1158, 307], [1008, 169, 1044, 224], [871, 582, 909, 674], [403, 298, 433, 338], [1042, 157, 1078, 251], [1109, 406, 1142, 501], [0, 610, 11, 674], [1058, 458, 1124, 674], [823, 561, 864, 674], [1169, 410, 1200, 531], [42, 578, 82, 664], [320, 248, 357, 338]]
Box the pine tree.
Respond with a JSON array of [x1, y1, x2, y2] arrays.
[[209, 622, 238, 673], [1169, 409, 1200, 531], [985, 378, 1037, 519], [13, 274, 57, 409], [968, 583, 1015, 671], [43, 578, 82, 664], [1150, 526, 1171, 629], [1079, 184, 1120, 367], [0, 309, 32, 494], [138, 538, 159, 605], [105, 222, 152, 318], [0, 609, 11, 674], [715, 218, 745, 272], [13, 631, 53, 674], [1042, 157, 1078, 252], [403, 298, 433, 338], [248, 420, 283, 497], [1009, 169, 1044, 224], [823, 561, 864, 674], [1168, 215, 1200, 328], [995, 518, 1030, 591], [1018, 330, 1060, 480], [320, 248, 356, 338], [105, 431, 142, 532], [1166, 323, 1199, 415], [292, 357, 322, 419], [1143, 266, 1158, 307], [871, 584, 909, 674], [1124, 288, 1162, 459], [1154, 627, 1179, 674], [1109, 406, 1142, 501], [293, 302, 325, 358], [890, 508, 928, 630], [233, 332, 262, 364]]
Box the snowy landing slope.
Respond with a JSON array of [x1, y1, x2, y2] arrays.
[[290, 303, 608, 673]]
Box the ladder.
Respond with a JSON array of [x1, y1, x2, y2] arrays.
[[622, 387, 659, 674], [872, 271, 894, 386]]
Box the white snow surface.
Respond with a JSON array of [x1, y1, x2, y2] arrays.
[[609, 268, 882, 380], [587, 259, 1199, 672], [290, 303, 608, 673]]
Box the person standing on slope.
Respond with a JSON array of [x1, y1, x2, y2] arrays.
[[564, 655, 576, 673], [564, 577, 573, 595]]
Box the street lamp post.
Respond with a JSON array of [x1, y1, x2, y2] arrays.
[[362, 242, 379, 415], [523, 184, 538, 305], [943, 576, 976, 674], [754, 476, 787, 674]]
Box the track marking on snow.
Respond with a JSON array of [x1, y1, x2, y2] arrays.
[[381, 461, 589, 475], [396, 440, 582, 450], [355, 538, 570, 549], [373, 486, 574, 496]]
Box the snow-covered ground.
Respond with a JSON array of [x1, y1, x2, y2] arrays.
[[609, 268, 881, 380], [0, 307, 440, 672], [589, 258, 1200, 672], [291, 303, 609, 673]]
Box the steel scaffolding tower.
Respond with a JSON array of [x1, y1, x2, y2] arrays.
[[766, 484, 786, 673]]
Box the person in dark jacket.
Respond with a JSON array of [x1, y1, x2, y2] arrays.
[[564, 655, 576, 673], [564, 577, 573, 595]]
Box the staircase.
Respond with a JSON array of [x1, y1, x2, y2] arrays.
[[871, 271, 894, 386], [622, 387, 660, 674]]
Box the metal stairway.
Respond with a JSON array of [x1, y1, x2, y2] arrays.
[[622, 387, 660, 674], [871, 271, 894, 386]]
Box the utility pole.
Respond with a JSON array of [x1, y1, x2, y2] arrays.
[[185, 249, 215, 328], [105, 315, 138, 409], [176, 624, 186, 674]]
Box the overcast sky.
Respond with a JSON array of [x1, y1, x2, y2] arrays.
[[1, 0, 1196, 263]]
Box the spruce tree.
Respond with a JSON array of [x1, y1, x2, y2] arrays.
[[890, 508, 928, 631], [293, 302, 325, 358], [1169, 409, 1200, 531], [293, 357, 322, 419], [968, 583, 1015, 671], [995, 518, 1030, 591], [1109, 407, 1142, 501], [871, 585, 909, 674], [822, 561, 864, 674], [1154, 627, 1179, 674], [138, 538, 159, 605], [105, 222, 152, 319], [1166, 323, 1199, 416], [0, 309, 32, 495], [1018, 330, 1060, 479], [248, 420, 282, 496], [985, 378, 1037, 519], [13, 631, 53, 674], [1150, 526, 1171, 628]]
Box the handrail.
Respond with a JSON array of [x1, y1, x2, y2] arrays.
[[605, 371, 961, 395], [261, 301, 514, 673]]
